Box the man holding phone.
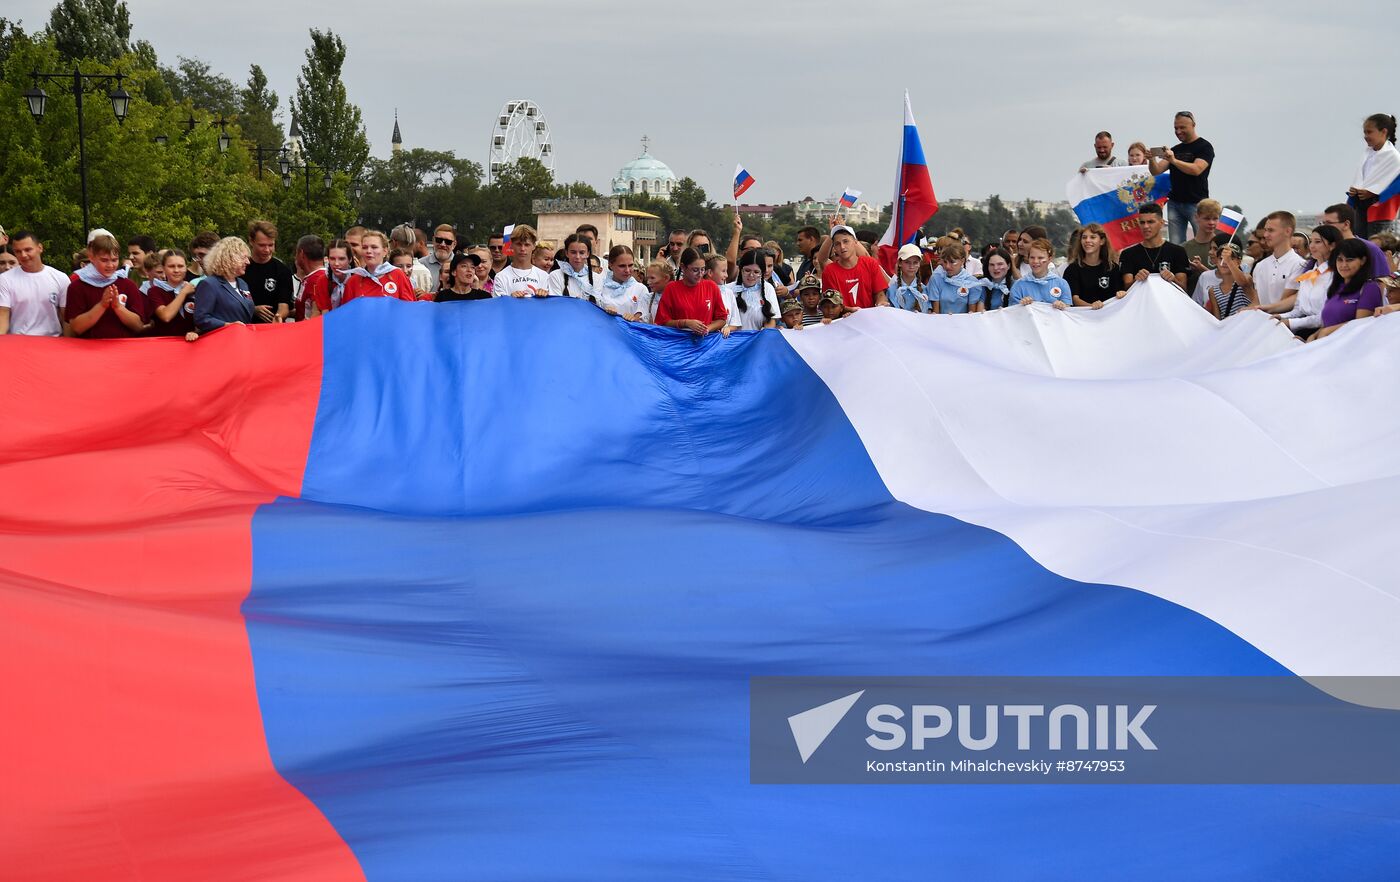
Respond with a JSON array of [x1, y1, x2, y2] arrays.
[[1149, 111, 1215, 245]]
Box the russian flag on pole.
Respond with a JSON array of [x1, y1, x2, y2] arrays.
[[1217, 207, 1245, 238], [733, 164, 755, 200], [502, 223, 515, 256], [839, 188, 861, 209], [1066, 166, 1171, 250], [5, 292, 1400, 879], [876, 92, 938, 273], [1349, 142, 1400, 224]]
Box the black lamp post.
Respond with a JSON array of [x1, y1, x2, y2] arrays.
[[285, 160, 335, 207], [252, 144, 288, 179], [23, 68, 130, 236]]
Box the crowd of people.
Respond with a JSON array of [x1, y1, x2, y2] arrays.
[[2, 112, 1397, 343]]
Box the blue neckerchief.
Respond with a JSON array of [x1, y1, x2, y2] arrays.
[[349, 262, 394, 280], [983, 276, 1012, 308], [75, 263, 125, 287], [889, 275, 929, 312], [150, 279, 182, 294]]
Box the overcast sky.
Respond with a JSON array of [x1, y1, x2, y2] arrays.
[[11, 0, 1393, 227]]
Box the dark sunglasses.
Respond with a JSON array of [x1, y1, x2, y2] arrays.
[[434, 237, 455, 246]]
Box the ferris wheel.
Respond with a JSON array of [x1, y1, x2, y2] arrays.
[[488, 99, 553, 183]]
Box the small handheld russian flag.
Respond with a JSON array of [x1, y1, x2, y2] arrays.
[[502, 224, 515, 257], [1217, 208, 1244, 238], [839, 188, 861, 209], [733, 164, 755, 200]]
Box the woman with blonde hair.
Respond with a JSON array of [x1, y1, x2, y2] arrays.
[[194, 236, 256, 333]]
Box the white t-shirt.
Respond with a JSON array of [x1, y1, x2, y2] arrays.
[[965, 255, 983, 277], [593, 274, 650, 319], [1280, 264, 1332, 333], [1190, 269, 1219, 307], [0, 265, 69, 336], [490, 265, 551, 298], [547, 265, 599, 300], [721, 281, 780, 331], [1251, 250, 1305, 308]]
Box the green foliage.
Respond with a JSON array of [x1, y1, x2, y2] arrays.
[[160, 56, 238, 117], [0, 17, 25, 69], [46, 0, 130, 63], [0, 33, 276, 263], [290, 29, 368, 179], [473, 157, 554, 243], [359, 147, 483, 236], [238, 64, 282, 149]]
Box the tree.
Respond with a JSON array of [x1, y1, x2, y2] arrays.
[[290, 29, 369, 179], [0, 36, 267, 261], [478, 157, 557, 237], [46, 0, 131, 63], [0, 17, 25, 68], [239, 64, 282, 149], [359, 147, 482, 233], [160, 56, 238, 117]]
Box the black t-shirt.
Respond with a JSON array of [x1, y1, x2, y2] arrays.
[[1168, 137, 1214, 203], [242, 257, 294, 318], [1062, 260, 1120, 303], [1119, 241, 1191, 287], [435, 288, 491, 302]]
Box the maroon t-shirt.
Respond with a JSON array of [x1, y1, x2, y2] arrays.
[[145, 284, 196, 337], [65, 276, 148, 338]]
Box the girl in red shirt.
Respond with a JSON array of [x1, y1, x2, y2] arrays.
[[654, 247, 728, 335], [342, 230, 416, 305]]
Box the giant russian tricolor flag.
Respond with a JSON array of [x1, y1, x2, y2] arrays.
[[4, 288, 1400, 879], [876, 92, 938, 273], [1067, 166, 1171, 249], [1350, 141, 1400, 225]]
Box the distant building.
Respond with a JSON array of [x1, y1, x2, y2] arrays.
[[736, 204, 782, 220], [612, 136, 677, 201], [391, 110, 402, 156], [533, 196, 662, 262], [792, 195, 883, 226]]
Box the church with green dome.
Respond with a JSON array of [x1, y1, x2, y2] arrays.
[[611, 137, 677, 201]]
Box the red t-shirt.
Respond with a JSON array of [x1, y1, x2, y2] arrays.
[[65, 276, 149, 338], [655, 279, 728, 325], [821, 256, 888, 309], [342, 268, 416, 305], [299, 268, 330, 318]]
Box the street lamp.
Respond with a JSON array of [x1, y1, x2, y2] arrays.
[[353, 180, 364, 201], [212, 115, 232, 153], [251, 144, 283, 178], [22, 68, 130, 236], [277, 149, 291, 178]]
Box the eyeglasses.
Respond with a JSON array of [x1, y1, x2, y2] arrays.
[[1176, 111, 1194, 120], [487, 244, 504, 250], [434, 237, 455, 246]]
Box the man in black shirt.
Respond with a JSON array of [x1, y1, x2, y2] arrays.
[[242, 220, 293, 322], [1149, 111, 1215, 244], [1119, 204, 1190, 292]]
